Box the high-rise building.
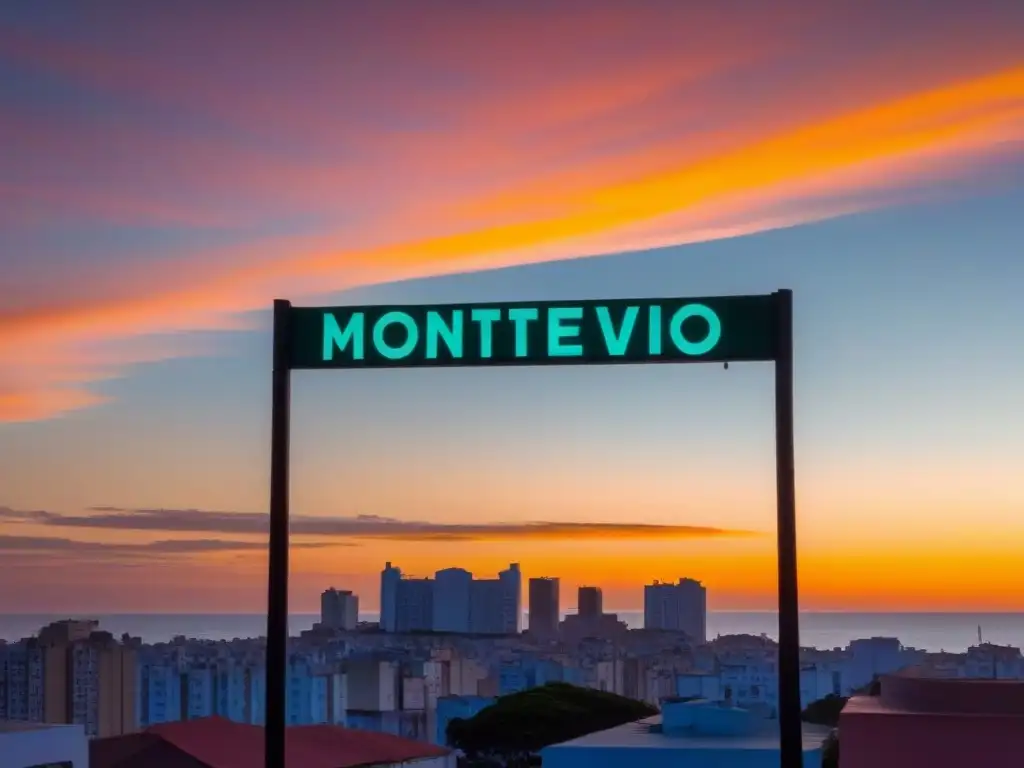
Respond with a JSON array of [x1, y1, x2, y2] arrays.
[[379, 562, 521, 635], [434, 568, 472, 633], [379, 562, 402, 632], [469, 579, 504, 635], [395, 578, 434, 632], [15, 621, 140, 737], [320, 588, 359, 630], [499, 563, 522, 634], [528, 577, 560, 639], [578, 586, 603, 618], [643, 578, 707, 643], [0, 641, 45, 722]]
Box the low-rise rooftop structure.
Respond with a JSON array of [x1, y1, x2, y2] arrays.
[[90, 716, 454, 768], [0, 721, 88, 768], [540, 698, 830, 768], [841, 669, 1024, 768]]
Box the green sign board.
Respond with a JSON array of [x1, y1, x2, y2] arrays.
[[285, 294, 779, 369]]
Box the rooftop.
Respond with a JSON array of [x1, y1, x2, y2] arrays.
[[543, 700, 831, 756], [545, 715, 831, 752], [0, 721, 63, 733], [844, 672, 1024, 718], [91, 716, 451, 768]]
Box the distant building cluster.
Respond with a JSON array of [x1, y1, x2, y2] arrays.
[[0, 620, 135, 738], [3, 571, 1023, 766], [376, 561, 708, 647], [529, 577, 709, 646], [379, 562, 522, 635]]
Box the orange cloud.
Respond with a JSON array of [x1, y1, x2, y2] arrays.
[[0, 505, 756, 541], [314, 68, 1024, 277], [4, 519, 1024, 612], [0, 386, 107, 423], [2, 3, 1022, 423]]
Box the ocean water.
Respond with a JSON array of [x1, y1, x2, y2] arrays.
[[2, 612, 1022, 652]]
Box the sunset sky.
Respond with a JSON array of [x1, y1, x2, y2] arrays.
[[2, 1, 1023, 614]]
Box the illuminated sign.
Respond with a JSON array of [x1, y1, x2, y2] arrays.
[[267, 289, 802, 768], [285, 295, 777, 369]]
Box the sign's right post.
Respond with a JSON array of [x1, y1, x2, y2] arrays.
[[774, 288, 803, 768]]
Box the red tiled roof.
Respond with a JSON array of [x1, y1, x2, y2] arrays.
[[92, 717, 450, 768], [91, 733, 207, 768]]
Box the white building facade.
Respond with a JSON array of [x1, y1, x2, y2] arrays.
[[396, 579, 435, 633], [380, 562, 402, 632], [381, 562, 521, 635], [321, 588, 359, 630], [0, 722, 88, 768], [643, 578, 707, 642], [433, 569, 472, 633]]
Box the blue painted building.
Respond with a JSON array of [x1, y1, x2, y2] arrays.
[[286, 660, 329, 725], [136, 655, 338, 728], [435, 695, 495, 745], [137, 660, 183, 727], [214, 663, 248, 722], [186, 667, 215, 719], [348, 709, 434, 742], [498, 657, 576, 695], [541, 699, 831, 768]]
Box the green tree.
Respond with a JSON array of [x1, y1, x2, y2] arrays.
[[803, 687, 882, 768], [821, 729, 840, 768], [447, 682, 657, 767], [801, 693, 848, 728]]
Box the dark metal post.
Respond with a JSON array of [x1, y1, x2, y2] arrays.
[[774, 289, 803, 768], [266, 299, 292, 768], [770, 290, 802, 768]]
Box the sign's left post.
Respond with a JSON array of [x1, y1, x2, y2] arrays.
[[266, 299, 292, 768]]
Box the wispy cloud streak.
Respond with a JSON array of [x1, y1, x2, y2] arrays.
[[0, 506, 755, 541], [0, 533, 337, 556], [1, 1, 1022, 420]]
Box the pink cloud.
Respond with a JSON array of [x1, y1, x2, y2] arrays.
[[1, 4, 1022, 420]]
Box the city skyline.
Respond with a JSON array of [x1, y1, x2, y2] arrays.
[[2, 1, 1024, 614]]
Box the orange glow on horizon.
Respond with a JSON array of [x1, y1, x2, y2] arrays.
[[14, 544, 1021, 614]]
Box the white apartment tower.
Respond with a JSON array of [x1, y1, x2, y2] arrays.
[[320, 588, 359, 630], [379, 562, 402, 632], [379, 562, 522, 635], [498, 563, 522, 634], [395, 578, 434, 632], [433, 568, 472, 633], [643, 577, 707, 643]]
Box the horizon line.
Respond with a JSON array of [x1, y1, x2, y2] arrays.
[[5, 609, 1024, 616]]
